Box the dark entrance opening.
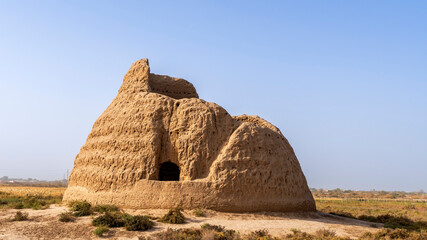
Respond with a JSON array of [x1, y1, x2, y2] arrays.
[[159, 162, 180, 181]]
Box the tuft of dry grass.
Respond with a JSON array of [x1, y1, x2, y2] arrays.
[[11, 211, 29, 221], [0, 186, 63, 210], [149, 225, 239, 240], [93, 226, 109, 236], [360, 228, 426, 240], [158, 208, 185, 224], [58, 212, 75, 222], [0, 186, 65, 197], [193, 208, 206, 217]]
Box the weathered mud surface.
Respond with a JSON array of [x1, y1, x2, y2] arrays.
[[64, 59, 315, 212]]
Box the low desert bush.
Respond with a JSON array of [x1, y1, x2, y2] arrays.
[[150, 225, 239, 240], [358, 214, 427, 231], [8, 196, 51, 210], [247, 229, 274, 240], [93, 212, 154, 231], [59, 212, 74, 222], [283, 227, 426, 240], [27, 196, 48, 210], [328, 211, 427, 231], [360, 228, 426, 240], [158, 207, 185, 224], [69, 201, 92, 216], [93, 204, 120, 213], [151, 228, 202, 240], [121, 213, 133, 222], [92, 212, 125, 227], [193, 208, 206, 217], [11, 211, 29, 221], [13, 202, 24, 209], [124, 215, 154, 231], [68, 202, 121, 217], [200, 223, 237, 239], [93, 226, 109, 237], [286, 228, 350, 240], [315, 229, 337, 238], [68, 200, 90, 211], [201, 223, 225, 232]]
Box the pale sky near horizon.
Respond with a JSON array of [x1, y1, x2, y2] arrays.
[[0, 1, 426, 191]]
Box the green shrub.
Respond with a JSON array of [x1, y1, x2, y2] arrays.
[[69, 200, 90, 211], [328, 210, 427, 232], [11, 211, 28, 221], [92, 212, 125, 227], [0, 193, 61, 210], [201, 223, 225, 232], [247, 229, 276, 240], [200, 224, 237, 240], [152, 227, 239, 240], [93, 204, 119, 213], [10, 196, 49, 210], [69, 201, 92, 216], [93, 212, 154, 231], [121, 213, 133, 222], [93, 226, 109, 237], [286, 229, 350, 240], [124, 215, 154, 231], [27, 196, 48, 210], [360, 228, 426, 240], [215, 231, 237, 240], [315, 229, 336, 237], [13, 202, 24, 209], [158, 207, 185, 224], [358, 214, 427, 231], [153, 228, 202, 240], [59, 212, 74, 222], [193, 208, 206, 217]]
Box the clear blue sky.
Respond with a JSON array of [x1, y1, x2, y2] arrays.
[[0, 1, 426, 191]]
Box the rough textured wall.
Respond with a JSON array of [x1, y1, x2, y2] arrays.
[[64, 59, 316, 212], [149, 74, 198, 99]]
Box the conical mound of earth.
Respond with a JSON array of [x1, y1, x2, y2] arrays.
[[63, 59, 316, 212]]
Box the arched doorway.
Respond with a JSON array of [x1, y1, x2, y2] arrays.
[[159, 162, 180, 181]]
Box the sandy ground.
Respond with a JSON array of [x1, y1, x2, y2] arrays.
[[0, 205, 380, 240]]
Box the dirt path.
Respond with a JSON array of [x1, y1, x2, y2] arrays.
[[0, 205, 380, 239]]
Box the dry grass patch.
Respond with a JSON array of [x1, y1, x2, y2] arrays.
[[316, 198, 427, 231], [158, 208, 185, 224], [59, 212, 75, 222], [93, 226, 109, 236], [0, 186, 65, 197], [11, 211, 29, 221], [193, 208, 206, 217]]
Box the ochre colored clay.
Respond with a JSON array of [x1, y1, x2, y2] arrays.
[[63, 59, 315, 212]]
